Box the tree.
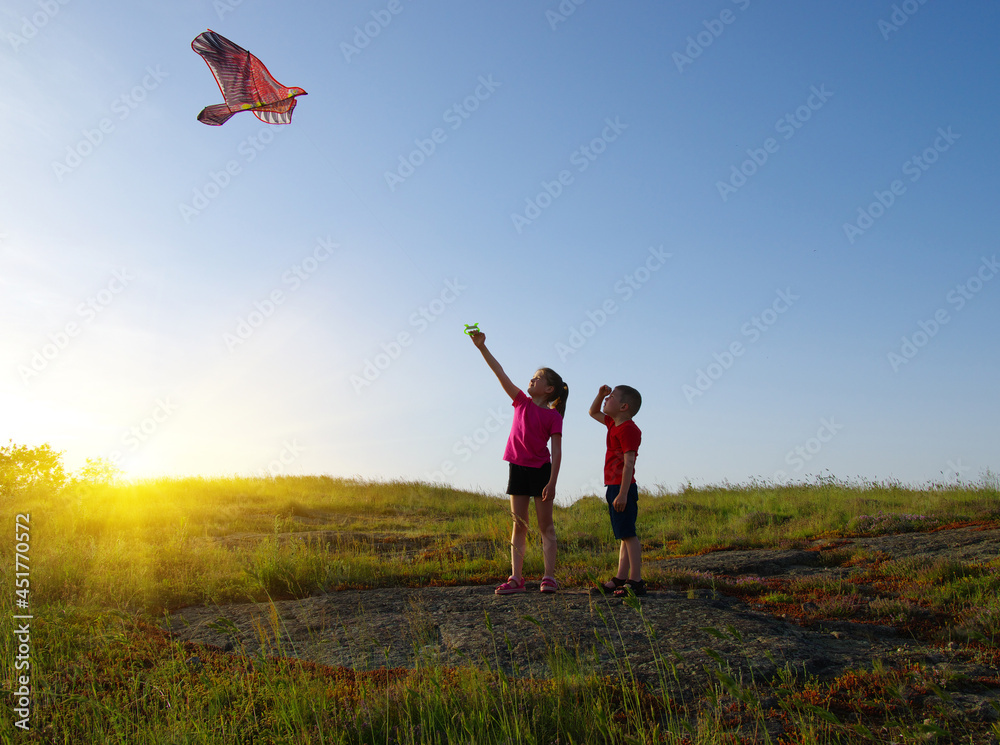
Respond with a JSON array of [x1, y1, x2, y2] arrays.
[[0, 441, 68, 497], [74, 457, 122, 486]]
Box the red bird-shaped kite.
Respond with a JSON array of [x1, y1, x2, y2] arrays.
[[191, 30, 306, 126]]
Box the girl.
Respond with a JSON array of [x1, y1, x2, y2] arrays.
[[469, 330, 568, 594]]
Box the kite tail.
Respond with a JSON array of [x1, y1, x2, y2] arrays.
[[197, 103, 237, 126]]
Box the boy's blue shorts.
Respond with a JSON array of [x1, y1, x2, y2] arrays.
[[605, 483, 638, 539]]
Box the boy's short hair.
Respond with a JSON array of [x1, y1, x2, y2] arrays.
[[615, 385, 641, 415]]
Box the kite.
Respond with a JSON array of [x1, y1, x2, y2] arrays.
[[191, 29, 306, 126], [464, 323, 481, 335]]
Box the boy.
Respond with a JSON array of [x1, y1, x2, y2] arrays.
[[589, 384, 645, 597]]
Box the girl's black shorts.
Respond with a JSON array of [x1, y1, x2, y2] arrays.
[[506, 462, 552, 497]]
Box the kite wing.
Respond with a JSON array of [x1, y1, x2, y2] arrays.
[[191, 30, 305, 125], [253, 97, 299, 125]]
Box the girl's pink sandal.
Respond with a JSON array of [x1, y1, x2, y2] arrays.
[[495, 576, 526, 595]]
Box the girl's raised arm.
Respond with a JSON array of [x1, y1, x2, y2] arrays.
[[470, 332, 520, 401]]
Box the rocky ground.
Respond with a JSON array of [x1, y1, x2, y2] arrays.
[[165, 525, 1000, 720]]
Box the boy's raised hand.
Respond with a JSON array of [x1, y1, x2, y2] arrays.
[[469, 330, 486, 348], [589, 384, 613, 422]]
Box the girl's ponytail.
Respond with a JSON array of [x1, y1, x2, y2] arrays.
[[540, 368, 568, 418]]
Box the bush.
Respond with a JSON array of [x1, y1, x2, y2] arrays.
[[0, 440, 67, 497]]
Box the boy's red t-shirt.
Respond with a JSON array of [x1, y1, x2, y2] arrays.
[[604, 415, 641, 485]]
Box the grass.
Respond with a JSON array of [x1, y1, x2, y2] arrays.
[[16, 473, 1000, 616], [2, 471, 1000, 742]]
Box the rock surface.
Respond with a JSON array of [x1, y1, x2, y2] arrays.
[[166, 525, 1000, 708]]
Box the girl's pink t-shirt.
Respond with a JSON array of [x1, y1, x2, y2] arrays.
[[502, 390, 563, 468]]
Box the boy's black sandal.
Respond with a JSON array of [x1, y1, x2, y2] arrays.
[[592, 576, 627, 595], [613, 579, 647, 597]]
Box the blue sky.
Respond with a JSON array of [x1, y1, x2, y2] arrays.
[[3, 1, 998, 501]]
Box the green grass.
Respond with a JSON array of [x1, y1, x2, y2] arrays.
[[14, 473, 999, 616], [3, 472, 1000, 743]]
